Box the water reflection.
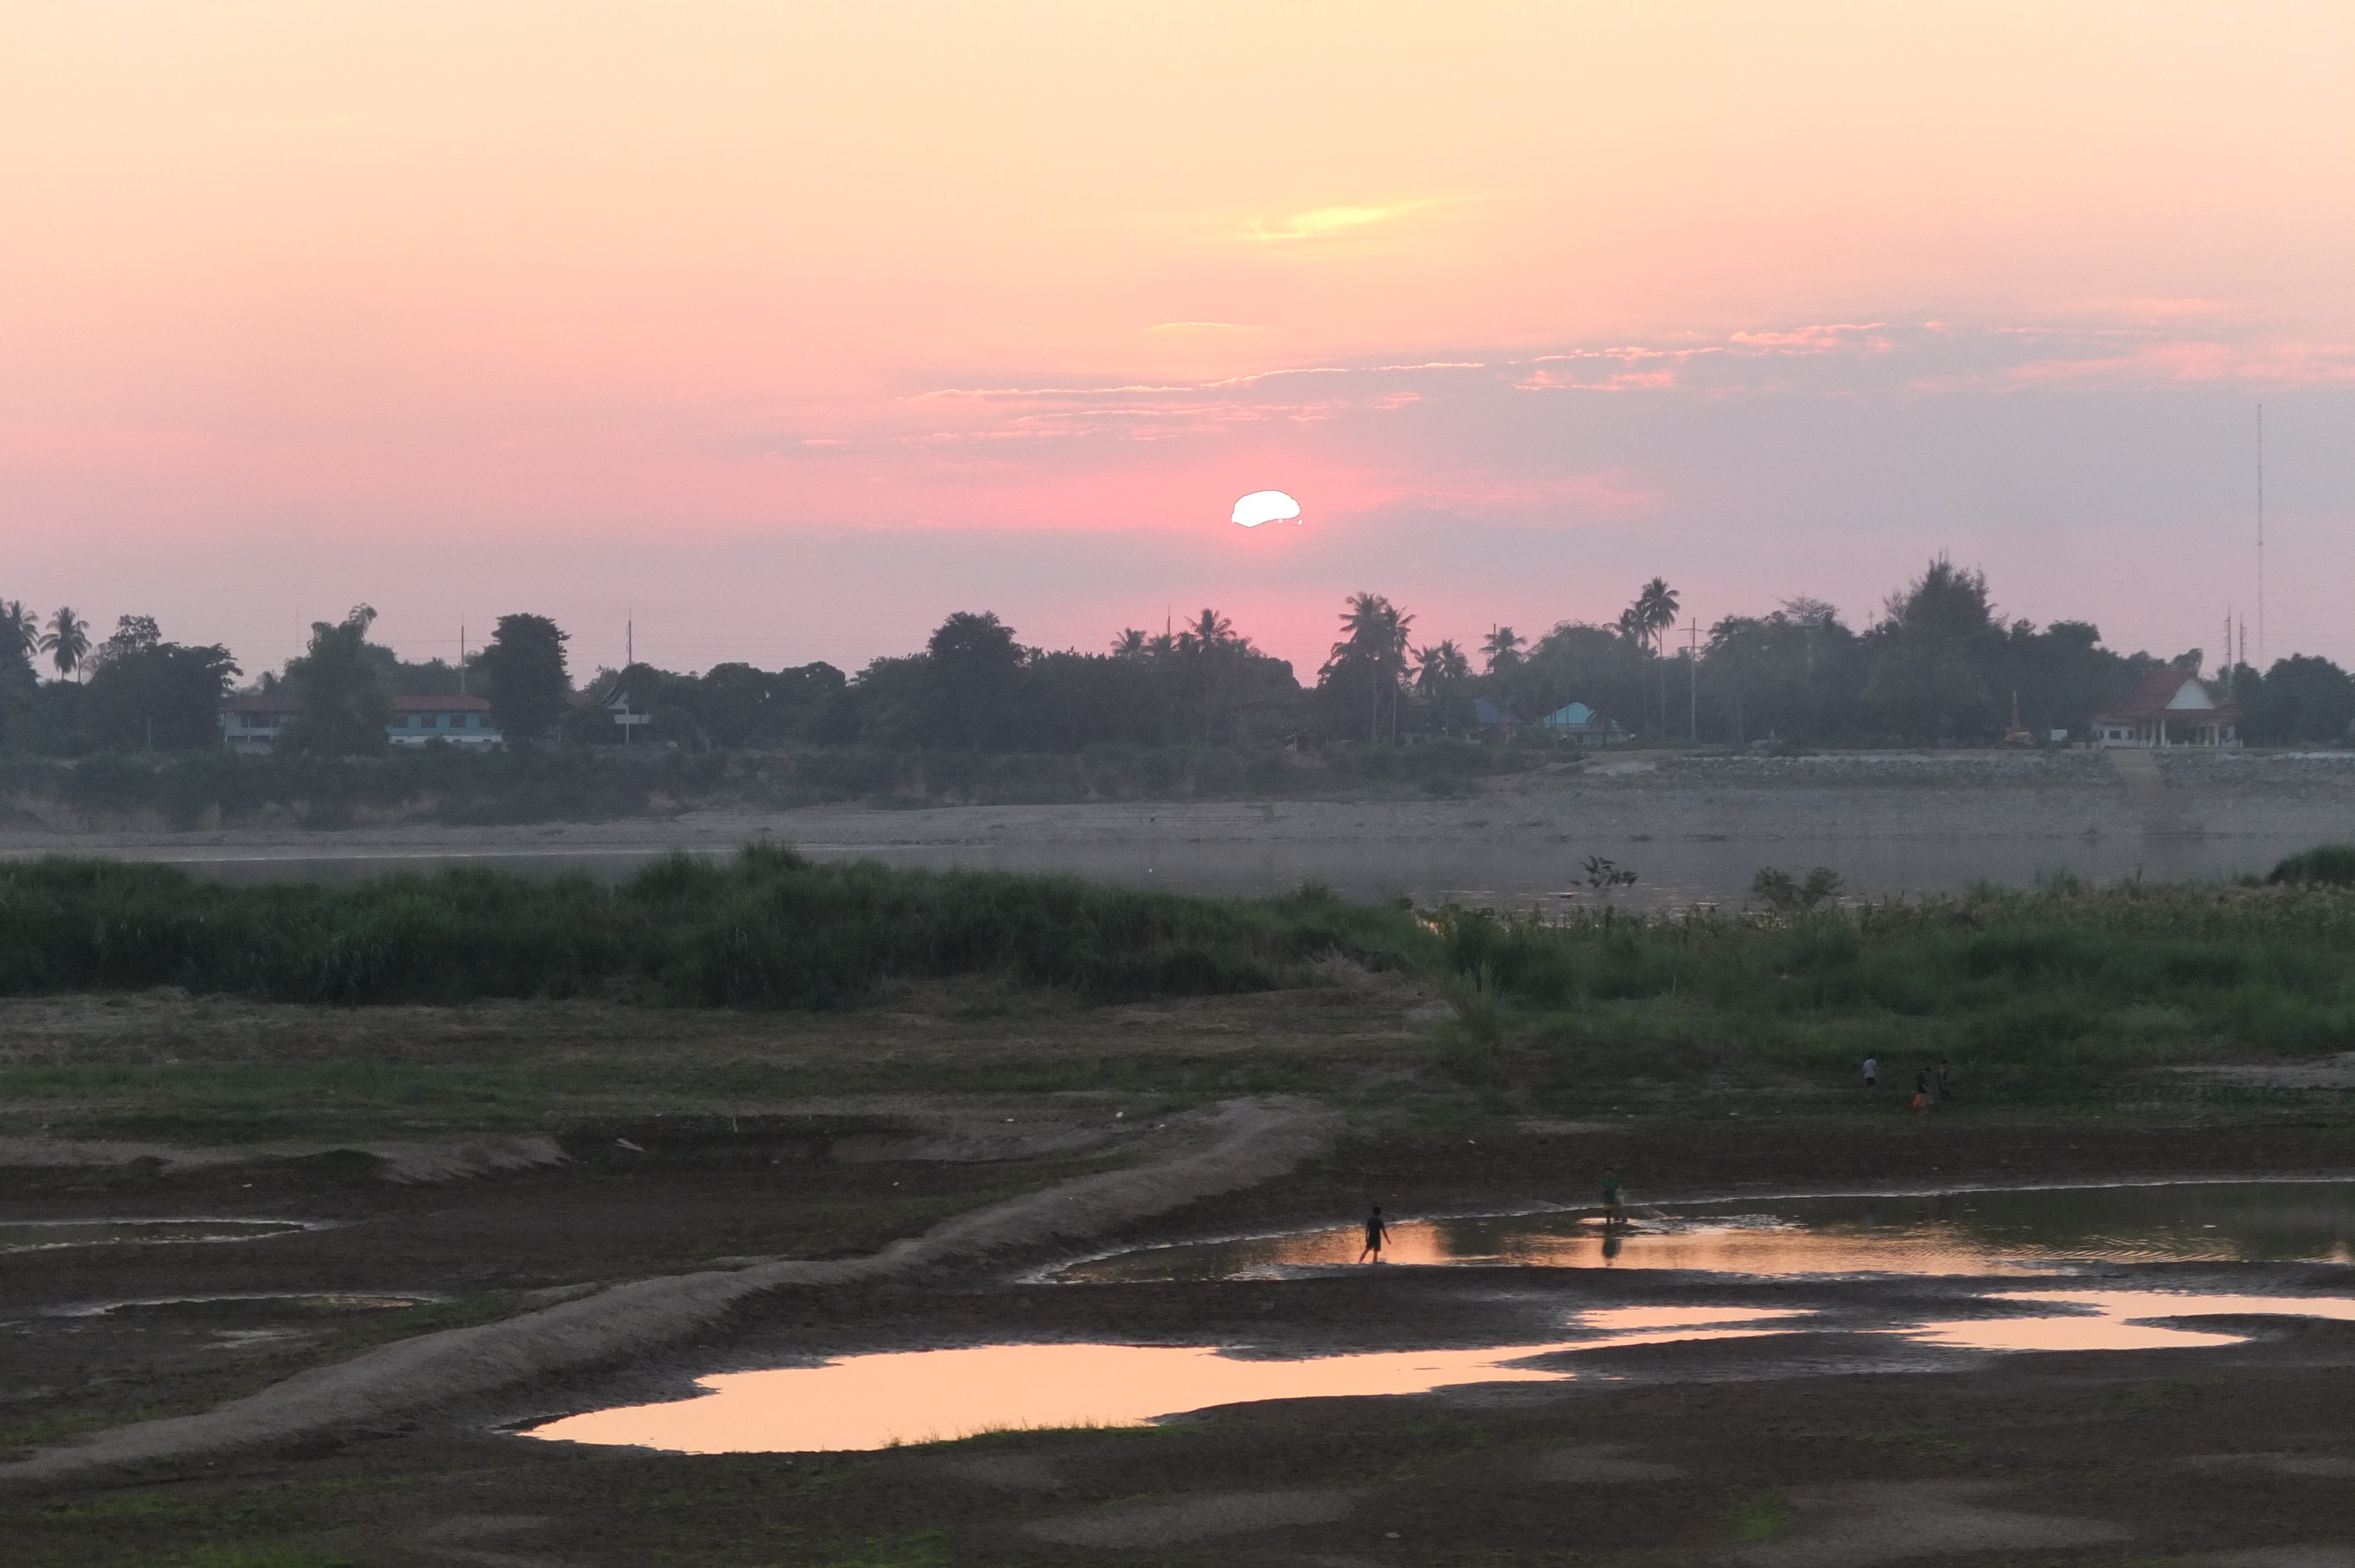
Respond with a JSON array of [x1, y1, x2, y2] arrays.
[[82, 825, 2332, 911], [0, 1218, 314, 1254], [1902, 1290, 2355, 1353], [1057, 1181, 2355, 1283], [522, 1284, 2355, 1455], [526, 1311, 1810, 1454]]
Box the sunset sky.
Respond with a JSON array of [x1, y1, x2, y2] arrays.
[[4, 2, 2349, 681]]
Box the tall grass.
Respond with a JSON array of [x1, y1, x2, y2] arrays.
[[6, 852, 2354, 1101], [1431, 873, 2355, 1097], [0, 848, 1429, 1008]]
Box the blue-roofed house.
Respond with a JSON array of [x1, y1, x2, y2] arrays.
[[1539, 702, 1627, 746], [1468, 698, 1523, 738]]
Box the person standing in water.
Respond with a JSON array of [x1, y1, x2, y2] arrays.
[[1358, 1205, 1390, 1263], [1601, 1168, 1625, 1228]]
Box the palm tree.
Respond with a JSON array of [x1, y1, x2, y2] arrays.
[[1, 602, 37, 668], [1414, 639, 1471, 734], [1109, 628, 1149, 659], [1481, 626, 1525, 674], [38, 606, 90, 681], [1331, 593, 1414, 742], [1624, 579, 1680, 733], [1634, 578, 1680, 653], [1179, 608, 1235, 651]]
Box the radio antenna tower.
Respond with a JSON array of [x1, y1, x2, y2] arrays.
[[2257, 403, 2266, 663]]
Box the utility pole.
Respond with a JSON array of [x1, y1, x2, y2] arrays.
[[626, 613, 633, 669], [1686, 619, 1699, 742], [2257, 403, 2266, 663], [458, 617, 467, 696]]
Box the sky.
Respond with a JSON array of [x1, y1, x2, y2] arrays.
[[3, 1, 2350, 682]]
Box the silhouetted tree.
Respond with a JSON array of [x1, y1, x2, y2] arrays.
[[281, 606, 392, 756], [1481, 626, 1525, 675], [0, 602, 37, 672], [1415, 640, 1470, 734], [926, 610, 1024, 748], [1863, 556, 2001, 740], [83, 616, 240, 750], [2245, 655, 2355, 745], [479, 613, 572, 746], [1322, 593, 1413, 742], [39, 606, 90, 681]]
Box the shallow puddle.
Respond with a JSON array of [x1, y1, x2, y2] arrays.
[[528, 1287, 2355, 1454], [42, 1292, 439, 1320], [1902, 1290, 2355, 1352], [0, 1218, 315, 1254], [1056, 1180, 2355, 1283], [525, 1308, 1812, 1454]]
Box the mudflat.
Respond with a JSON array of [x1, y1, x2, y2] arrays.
[[4, 979, 2354, 1565]]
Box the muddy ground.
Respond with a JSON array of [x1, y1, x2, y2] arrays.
[[4, 986, 2355, 1564]]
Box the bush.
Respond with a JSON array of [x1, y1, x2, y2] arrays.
[[2268, 844, 2355, 887]]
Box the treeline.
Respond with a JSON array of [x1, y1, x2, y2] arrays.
[[7, 558, 2352, 759]]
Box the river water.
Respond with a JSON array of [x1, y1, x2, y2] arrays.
[[74, 829, 2325, 909]]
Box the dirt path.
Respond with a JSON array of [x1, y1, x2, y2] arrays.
[[0, 1097, 1336, 1485]]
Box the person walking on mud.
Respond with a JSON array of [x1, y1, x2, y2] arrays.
[[1863, 1055, 1878, 1091], [1913, 1067, 1932, 1113], [1358, 1205, 1391, 1263], [1601, 1168, 1626, 1228]]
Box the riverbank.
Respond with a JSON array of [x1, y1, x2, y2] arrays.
[[8, 748, 2355, 910]]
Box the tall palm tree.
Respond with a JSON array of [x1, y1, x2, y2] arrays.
[[1, 601, 37, 667], [1634, 578, 1680, 654], [1414, 639, 1471, 735], [1481, 626, 1524, 673], [39, 606, 90, 681], [1332, 593, 1414, 742], [1179, 608, 1235, 650], [1109, 628, 1149, 659], [1625, 579, 1680, 733]]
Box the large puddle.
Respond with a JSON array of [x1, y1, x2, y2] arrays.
[[1055, 1180, 2355, 1283], [525, 1291, 2355, 1454], [524, 1181, 2355, 1456], [0, 1218, 316, 1254]]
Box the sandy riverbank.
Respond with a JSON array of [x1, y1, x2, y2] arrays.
[[4, 749, 2351, 862]]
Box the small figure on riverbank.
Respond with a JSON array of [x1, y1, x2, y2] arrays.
[[1359, 1205, 1390, 1263], [1863, 1056, 1878, 1091], [1936, 1059, 1954, 1102], [1601, 1168, 1625, 1227], [1913, 1067, 1931, 1113]]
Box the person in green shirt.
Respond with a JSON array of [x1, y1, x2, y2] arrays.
[[1601, 1168, 1624, 1228]]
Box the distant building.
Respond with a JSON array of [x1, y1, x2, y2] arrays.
[[1537, 701, 1627, 745], [1468, 697, 1523, 738], [220, 694, 502, 753], [2091, 669, 2240, 748]]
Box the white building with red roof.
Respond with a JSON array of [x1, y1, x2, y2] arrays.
[[2091, 669, 2240, 748]]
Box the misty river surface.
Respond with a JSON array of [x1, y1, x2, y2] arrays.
[[107, 829, 2326, 909]]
